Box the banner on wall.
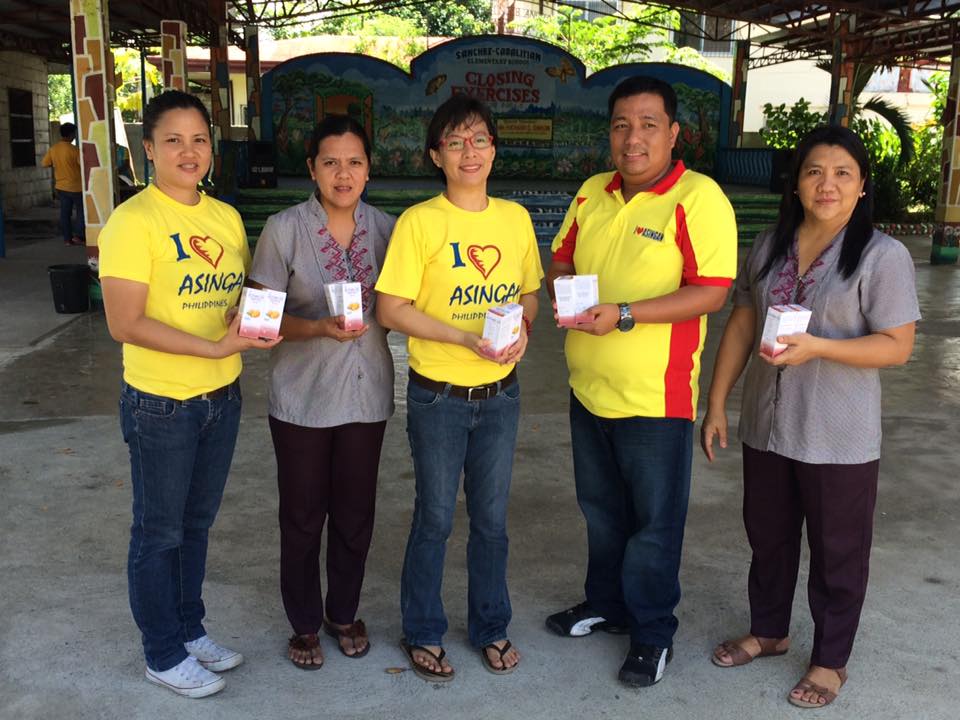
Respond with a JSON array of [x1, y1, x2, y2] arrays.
[[261, 35, 730, 179]]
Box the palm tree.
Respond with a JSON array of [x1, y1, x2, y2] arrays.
[[816, 61, 914, 165]]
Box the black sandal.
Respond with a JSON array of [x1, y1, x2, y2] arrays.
[[323, 619, 371, 658], [480, 640, 518, 675], [399, 639, 455, 682], [288, 633, 323, 671]]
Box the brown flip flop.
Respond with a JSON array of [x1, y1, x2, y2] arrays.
[[288, 633, 323, 670], [711, 636, 789, 667], [480, 640, 518, 675], [788, 667, 848, 708], [400, 639, 455, 683], [323, 619, 371, 659]]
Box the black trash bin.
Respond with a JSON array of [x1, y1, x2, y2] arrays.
[[48, 264, 90, 313]]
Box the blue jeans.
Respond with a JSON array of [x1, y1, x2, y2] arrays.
[[57, 190, 83, 243], [400, 378, 521, 648], [119, 380, 242, 671], [569, 392, 693, 648]]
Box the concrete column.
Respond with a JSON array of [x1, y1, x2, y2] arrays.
[[932, 47, 960, 265], [161, 20, 188, 92], [728, 39, 749, 148], [244, 25, 261, 140], [208, 0, 232, 189], [69, 0, 116, 257]]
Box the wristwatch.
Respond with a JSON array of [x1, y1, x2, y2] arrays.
[[617, 302, 635, 332]]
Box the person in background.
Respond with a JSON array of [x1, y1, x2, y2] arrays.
[[99, 90, 279, 699], [249, 115, 396, 670], [41, 122, 84, 246], [702, 125, 919, 709], [376, 94, 542, 682]]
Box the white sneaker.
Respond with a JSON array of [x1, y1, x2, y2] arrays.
[[145, 656, 225, 698], [185, 634, 244, 672]]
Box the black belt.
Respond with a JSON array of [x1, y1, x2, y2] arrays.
[[409, 368, 516, 402], [185, 380, 237, 402]]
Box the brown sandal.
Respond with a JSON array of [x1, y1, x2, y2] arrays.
[[323, 619, 370, 658], [711, 635, 789, 667], [288, 633, 324, 670], [788, 667, 848, 708]]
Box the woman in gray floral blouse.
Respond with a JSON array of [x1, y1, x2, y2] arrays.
[[249, 115, 395, 670], [700, 126, 919, 709]]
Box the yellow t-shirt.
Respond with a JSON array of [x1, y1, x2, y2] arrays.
[[376, 194, 543, 386], [551, 163, 737, 420], [41, 140, 82, 193], [99, 184, 251, 400]]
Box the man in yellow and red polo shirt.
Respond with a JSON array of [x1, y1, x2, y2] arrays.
[[544, 76, 737, 688]]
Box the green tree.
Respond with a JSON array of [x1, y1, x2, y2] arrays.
[[113, 49, 162, 121], [509, 6, 726, 78], [48, 74, 72, 119], [270, 0, 492, 39], [391, 1, 492, 36], [759, 98, 826, 150]]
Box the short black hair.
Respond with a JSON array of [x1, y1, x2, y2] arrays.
[[307, 114, 372, 163], [424, 94, 497, 173], [608, 76, 678, 123], [59, 122, 76, 139], [758, 125, 874, 282], [142, 90, 211, 141]]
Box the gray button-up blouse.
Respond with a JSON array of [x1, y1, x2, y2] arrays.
[[249, 194, 396, 428], [734, 228, 921, 464]]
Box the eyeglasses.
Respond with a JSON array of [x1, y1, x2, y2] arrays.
[[438, 133, 494, 151]]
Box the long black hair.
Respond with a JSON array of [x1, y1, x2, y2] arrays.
[[758, 125, 874, 281]]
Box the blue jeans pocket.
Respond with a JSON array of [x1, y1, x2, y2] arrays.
[[501, 382, 521, 402], [408, 381, 442, 408], [136, 396, 178, 419]]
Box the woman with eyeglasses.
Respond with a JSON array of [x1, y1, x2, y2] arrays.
[[376, 95, 543, 682]]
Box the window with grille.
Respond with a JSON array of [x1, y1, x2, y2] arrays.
[[676, 13, 734, 55], [567, 0, 622, 22], [8, 89, 36, 168]]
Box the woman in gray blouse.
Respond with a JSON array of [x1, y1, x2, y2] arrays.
[[700, 126, 919, 709], [249, 115, 395, 670]]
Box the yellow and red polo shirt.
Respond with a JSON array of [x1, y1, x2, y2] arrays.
[[551, 162, 737, 420]]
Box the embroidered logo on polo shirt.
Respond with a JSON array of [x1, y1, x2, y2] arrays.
[[635, 226, 664, 242]]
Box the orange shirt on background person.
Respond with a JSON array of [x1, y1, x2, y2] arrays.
[[41, 140, 82, 193]]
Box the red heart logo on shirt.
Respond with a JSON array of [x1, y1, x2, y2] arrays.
[[467, 245, 501, 280], [189, 236, 224, 269]]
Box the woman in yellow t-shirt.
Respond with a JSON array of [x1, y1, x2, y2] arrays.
[[376, 95, 543, 681], [99, 90, 279, 699]]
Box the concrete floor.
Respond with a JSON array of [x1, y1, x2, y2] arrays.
[[0, 207, 956, 720]]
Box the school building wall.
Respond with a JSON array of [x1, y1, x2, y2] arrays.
[[0, 51, 51, 212]]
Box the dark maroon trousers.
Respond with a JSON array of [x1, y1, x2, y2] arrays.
[[742, 444, 879, 669], [269, 416, 387, 635]]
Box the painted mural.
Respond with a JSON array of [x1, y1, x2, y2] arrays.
[[261, 36, 730, 179]]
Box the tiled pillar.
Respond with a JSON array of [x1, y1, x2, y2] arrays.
[[728, 39, 749, 148], [161, 20, 188, 91], [827, 16, 857, 128], [932, 48, 960, 265], [69, 0, 116, 257], [209, 0, 232, 186], [245, 25, 261, 140]]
